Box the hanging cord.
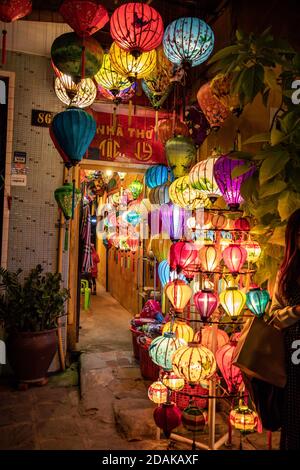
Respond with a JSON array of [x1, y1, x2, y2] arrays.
[[2, 30, 7, 65]]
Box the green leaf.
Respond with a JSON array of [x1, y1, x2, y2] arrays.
[[208, 45, 241, 64], [259, 180, 287, 198], [278, 191, 300, 221], [250, 225, 268, 235], [270, 127, 286, 146], [264, 68, 280, 91], [227, 151, 253, 161], [268, 226, 286, 246], [259, 151, 289, 184], [231, 164, 254, 178], [244, 133, 270, 145], [240, 173, 259, 202], [241, 64, 264, 103]]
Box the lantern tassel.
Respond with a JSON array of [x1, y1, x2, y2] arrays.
[[128, 99, 133, 126], [2, 30, 7, 65], [81, 43, 86, 80], [71, 178, 75, 219], [154, 109, 159, 141]]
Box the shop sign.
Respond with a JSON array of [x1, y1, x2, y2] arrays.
[[31, 109, 54, 127]]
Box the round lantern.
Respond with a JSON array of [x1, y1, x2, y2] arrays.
[[165, 136, 197, 179], [198, 245, 221, 272], [219, 287, 246, 319], [197, 82, 229, 129], [169, 176, 210, 210], [169, 241, 198, 273], [165, 280, 193, 313], [222, 244, 247, 274], [153, 402, 182, 438], [149, 332, 186, 371], [54, 76, 96, 108], [234, 217, 251, 232], [172, 342, 217, 384], [110, 3, 163, 56], [182, 406, 207, 433], [210, 73, 241, 115], [189, 157, 221, 203], [145, 165, 174, 189], [213, 154, 256, 210], [246, 288, 270, 318], [162, 321, 194, 343], [157, 118, 190, 146], [194, 290, 218, 322], [59, 0, 109, 37], [128, 180, 143, 200], [149, 236, 172, 263], [160, 203, 186, 241], [94, 53, 132, 93], [160, 371, 185, 391], [148, 381, 168, 404], [229, 401, 258, 435], [210, 213, 227, 230], [109, 42, 156, 80], [216, 341, 243, 393], [185, 104, 209, 147], [149, 183, 170, 205], [163, 17, 214, 68], [244, 240, 261, 264], [194, 326, 229, 351], [51, 32, 103, 79]]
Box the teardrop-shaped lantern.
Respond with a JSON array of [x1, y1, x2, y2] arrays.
[[160, 203, 186, 241], [157, 118, 190, 146], [162, 320, 194, 343], [194, 289, 218, 322], [219, 287, 246, 319], [94, 53, 132, 92], [163, 17, 214, 68], [141, 46, 173, 109], [165, 279, 193, 312], [169, 176, 210, 210], [109, 42, 156, 80], [153, 402, 182, 438], [197, 82, 229, 129], [198, 245, 221, 272], [148, 381, 168, 404], [246, 288, 270, 318], [54, 182, 81, 220], [165, 136, 197, 179], [216, 341, 244, 393], [149, 332, 186, 371], [172, 342, 216, 384], [222, 244, 247, 274], [149, 183, 170, 205], [189, 157, 221, 203], [169, 241, 198, 273], [149, 236, 173, 263], [145, 165, 174, 189], [59, 0, 109, 37]]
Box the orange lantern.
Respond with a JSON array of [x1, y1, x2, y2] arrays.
[[197, 82, 229, 129], [157, 118, 190, 145], [194, 326, 229, 351], [199, 245, 221, 272], [165, 279, 192, 313]]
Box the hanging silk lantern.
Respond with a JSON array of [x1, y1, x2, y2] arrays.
[[213, 154, 256, 210], [189, 157, 221, 203], [194, 326, 229, 351], [210, 73, 241, 115], [50, 108, 96, 166], [145, 165, 174, 189], [194, 290, 218, 322], [182, 406, 207, 433], [125, 210, 141, 227], [172, 342, 216, 384], [153, 402, 182, 438], [110, 3, 163, 57], [163, 17, 214, 68], [160, 371, 185, 391], [165, 136, 197, 179], [160, 203, 186, 241], [149, 236, 172, 263], [216, 341, 244, 393], [219, 287, 246, 319], [149, 183, 170, 205], [97, 82, 136, 104], [246, 288, 270, 318], [191, 211, 212, 231], [158, 260, 187, 287], [165, 280, 192, 313], [169, 241, 198, 273], [59, 0, 108, 37], [169, 176, 210, 210], [51, 33, 103, 79], [210, 213, 227, 230], [54, 77, 96, 108], [54, 182, 81, 250], [128, 180, 143, 200], [148, 381, 168, 404], [162, 321, 194, 343], [234, 217, 251, 232], [109, 42, 156, 80], [185, 104, 209, 147], [197, 82, 229, 129], [230, 401, 258, 435], [199, 245, 221, 272], [243, 240, 261, 264], [149, 332, 185, 371], [222, 244, 247, 274], [142, 79, 172, 110], [157, 118, 190, 146], [94, 53, 132, 93]]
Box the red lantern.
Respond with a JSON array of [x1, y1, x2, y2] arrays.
[[216, 341, 244, 393], [127, 236, 139, 253], [59, 0, 109, 37], [110, 3, 164, 57], [234, 217, 251, 232], [222, 244, 247, 274], [153, 402, 182, 438], [169, 241, 198, 273], [194, 290, 218, 322]]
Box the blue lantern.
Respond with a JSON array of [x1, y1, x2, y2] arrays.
[[158, 259, 187, 287], [51, 108, 96, 166], [145, 165, 174, 189], [126, 210, 141, 227], [246, 288, 270, 318], [163, 17, 214, 68]]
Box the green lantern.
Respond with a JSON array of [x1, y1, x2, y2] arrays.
[[128, 180, 143, 200], [54, 182, 81, 251], [165, 136, 197, 178], [246, 288, 270, 318]]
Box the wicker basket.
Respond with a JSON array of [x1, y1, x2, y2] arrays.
[[130, 327, 143, 360], [170, 382, 208, 410], [139, 342, 160, 381]]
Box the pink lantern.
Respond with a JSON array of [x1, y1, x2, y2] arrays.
[[194, 290, 218, 322], [169, 241, 198, 273], [216, 341, 244, 393], [222, 244, 247, 274], [194, 326, 229, 351]]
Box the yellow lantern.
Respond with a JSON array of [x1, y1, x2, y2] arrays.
[[219, 286, 246, 318], [148, 235, 173, 263], [54, 76, 97, 108], [229, 400, 258, 434], [160, 371, 185, 391], [243, 240, 262, 264], [189, 157, 221, 203], [165, 279, 192, 313], [148, 381, 168, 404], [172, 342, 216, 384], [94, 53, 132, 92], [169, 176, 210, 210], [199, 245, 221, 272], [162, 320, 194, 343], [109, 42, 156, 79]]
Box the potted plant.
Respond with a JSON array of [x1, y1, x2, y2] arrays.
[[0, 264, 69, 388]]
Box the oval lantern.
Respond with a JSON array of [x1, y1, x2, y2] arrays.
[[149, 183, 170, 205], [194, 326, 229, 351], [162, 320, 194, 343], [128, 180, 143, 200], [51, 32, 103, 79], [50, 108, 96, 166], [160, 203, 186, 241], [189, 157, 221, 203], [222, 244, 247, 274], [160, 371, 185, 391], [157, 118, 189, 146], [165, 280, 192, 313], [216, 341, 243, 393], [110, 3, 164, 56], [211, 213, 227, 230], [197, 82, 229, 129], [169, 241, 198, 273], [199, 245, 221, 272], [145, 165, 174, 189], [94, 53, 132, 93], [165, 136, 197, 179], [149, 332, 186, 371], [219, 287, 246, 319], [194, 290, 218, 322], [148, 381, 168, 404], [172, 342, 217, 384], [246, 288, 270, 318], [182, 406, 207, 433], [163, 17, 214, 68], [109, 42, 156, 80], [59, 0, 109, 37], [169, 176, 210, 210], [54, 182, 81, 220], [153, 402, 182, 438], [149, 236, 172, 263]]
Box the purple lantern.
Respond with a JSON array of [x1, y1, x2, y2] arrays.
[[213, 154, 256, 210], [185, 104, 210, 148], [160, 203, 186, 241]]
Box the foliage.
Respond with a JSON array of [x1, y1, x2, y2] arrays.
[[0, 265, 69, 333]]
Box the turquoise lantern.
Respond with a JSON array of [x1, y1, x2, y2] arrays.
[[246, 288, 270, 318], [145, 165, 174, 189], [149, 332, 186, 371], [163, 17, 214, 68]]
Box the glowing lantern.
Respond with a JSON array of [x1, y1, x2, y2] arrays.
[[219, 287, 246, 319], [163, 17, 214, 68], [148, 381, 168, 404], [229, 401, 258, 434], [94, 53, 132, 92], [160, 371, 185, 391], [199, 245, 221, 272], [54, 77, 96, 108], [160, 203, 186, 241], [194, 326, 229, 351], [145, 165, 174, 189], [216, 341, 244, 393], [109, 42, 156, 80], [128, 180, 143, 200], [97, 83, 136, 103], [169, 176, 210, 210], [182, 406, 207, 433], [222, 244, 247, 274], [211, 213, 227, 230], [165, 280, 192, 313], [246, 288, 270, 318], [194, 290, 218, 322], [149, 332, 186, 371], [127, 236, 139, 254], [210, 73, 241, 115], [197, 82, 229, 129], [189, 158, 221, 203], [165, 136, 197, 179], [162, 321, 194, 343], [153, 402, 182, 438], [158, 260, 171, 288], [149, 183, 170, 205], [54, 182, 81, 249], [169, 241, 198, 273], [157, 118, 190, 146], [213, 154, 256, 210], [172, 342, 216, 384], [59, 0, 109, 37], [244, 240, 261, 264], [234, 217, 251, 232], [110, 3, 163, 56], [141, 46, 173, 109], [149, 236, 172, 263]]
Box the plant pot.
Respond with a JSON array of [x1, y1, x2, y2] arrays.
[[7, 329, 58, 383]]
